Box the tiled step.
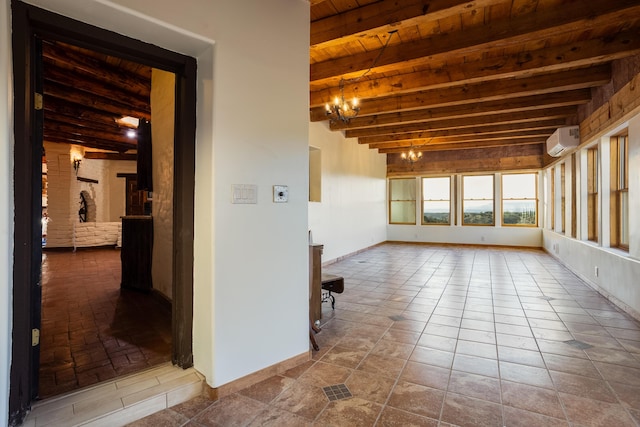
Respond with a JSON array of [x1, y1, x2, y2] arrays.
[[22, 363, 204, 426]]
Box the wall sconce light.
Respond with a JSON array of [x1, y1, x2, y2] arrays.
[[73, 157, 82, 176]]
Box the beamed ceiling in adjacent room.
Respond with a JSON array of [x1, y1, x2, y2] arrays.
[[309, 0, 640, 173]]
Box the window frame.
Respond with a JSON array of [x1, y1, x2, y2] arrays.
[[501, 172, 538, 227], [610, 133, 629, 250], [587, 147, 599, 243], [388, 177, 417, 225], [421, 176, 452, 226], [462, 174, 495, 226]]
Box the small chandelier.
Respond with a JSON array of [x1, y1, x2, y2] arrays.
[[401, 148, 423, 163], [325, 79, 360, 124]]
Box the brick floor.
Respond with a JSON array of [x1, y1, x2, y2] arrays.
[[38, 248, 172, 399]]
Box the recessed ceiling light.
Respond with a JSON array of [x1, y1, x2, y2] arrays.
[[116, 116, 140, 128]]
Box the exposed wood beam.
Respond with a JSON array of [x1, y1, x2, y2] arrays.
[[330, 90, 591, 131], [379, 138, 544, 153], [310, 29, 640, 105], [43, 64, 150, 110], [44, 133, 136, 152], [43, 82, 151, 120], [45, 121, 137, 146], [84, 151, 137, 160], [311, 66, 610, 120], [357, 119, 568, 145], [42, 40, 151, 94], [367, 129, 557, 150], [310, 0, 640, 82], [345, 106, 577, 138], [311, 0, 497, 46]]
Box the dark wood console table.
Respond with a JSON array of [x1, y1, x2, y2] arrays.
[[121, 215, 153, 292]]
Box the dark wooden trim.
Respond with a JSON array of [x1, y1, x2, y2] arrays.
[[116, 173, 137, 178], [88, 152, 137, 161], [10, 1, 196, 422], [77, 177, 99, 184], [10, 2, 42, 423], [172, 57, 196, 368]]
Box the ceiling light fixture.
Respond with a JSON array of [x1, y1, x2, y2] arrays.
[[325, 30, 397, 124], [116, 116, 140, 128], [400, 147, 423, 163]]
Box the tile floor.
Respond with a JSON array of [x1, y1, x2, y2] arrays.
[[129, 242, 640, 426], [39, 248, 172, 399]]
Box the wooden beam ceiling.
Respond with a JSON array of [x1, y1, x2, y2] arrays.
[[42, 40, 151, 154], [310, 0, 640, 167]]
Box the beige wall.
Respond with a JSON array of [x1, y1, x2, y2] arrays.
[[151, 68, 175, 300]]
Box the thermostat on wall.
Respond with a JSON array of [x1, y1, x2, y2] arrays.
[[273, 185, 288, 203]]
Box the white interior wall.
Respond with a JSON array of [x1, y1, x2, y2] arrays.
[[543, 113, 640, 318], [0, 0, 12, 423], [8, 0, 310, 394], [307, 122, 387, 263]]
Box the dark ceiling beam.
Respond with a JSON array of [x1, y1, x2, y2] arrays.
[[310, 0, 640, 82], [42, 40, 151, 94], [84, 151, 137, 160], [43, 64, 150, 110], [44, 133, 136, 152], [45, 121, 137, 145], [43, 82, 151, 120]]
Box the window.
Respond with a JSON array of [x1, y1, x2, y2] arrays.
[[610, 134, 629, 249], [422, 177, 451, 225], [587, 147, 598, 242], [502, 173, 537, 226], [463, 175, 494, 225], [550, 168, 555, 230], [560, 163, 566, 233], [389, 178, 416, 224], [571, 153, 577, 238]]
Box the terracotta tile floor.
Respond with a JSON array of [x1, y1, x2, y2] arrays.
[[39, 248, 172, 399], [129, 243, 640, 426]]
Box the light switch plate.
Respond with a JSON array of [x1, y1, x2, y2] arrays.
[[273, 185, 288, 203]]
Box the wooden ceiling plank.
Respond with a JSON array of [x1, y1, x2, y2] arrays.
[[310, 0, 640, 81], [310, 27, 640, 105]]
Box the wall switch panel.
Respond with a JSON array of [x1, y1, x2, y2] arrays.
[[273, 185, 288, 203]]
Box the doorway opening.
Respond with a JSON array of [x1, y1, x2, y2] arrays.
[[11, 1, 196, 423]]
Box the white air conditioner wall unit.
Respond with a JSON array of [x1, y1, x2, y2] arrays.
[[546, 126, 580, 157]]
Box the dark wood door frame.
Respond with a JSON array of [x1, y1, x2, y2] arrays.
[[10, 2, 196, 423]]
